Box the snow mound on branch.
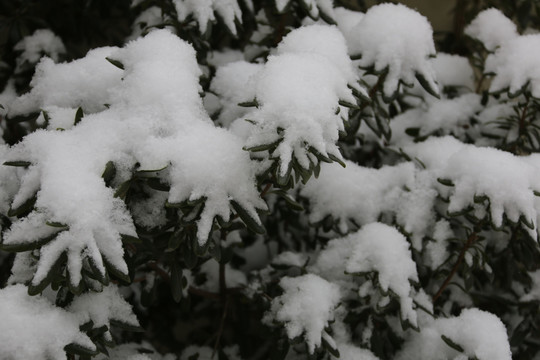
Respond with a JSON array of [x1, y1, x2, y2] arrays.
[[14, 29, 65, 72], [349, 3, 437, 98], [300, 160, 422, 232], [3, 29, 265, 290], [485, 34, 540, 98], [404, 136, 540, 237], [173, 0, 243, 35], [396, 308, 511, 360], [69, 284, 139, 328], [465, 8, 518, 52], [9, 47, 123, 115], [245, 25, 357, 176], [265, 274, 341, 353], [345, 223, 419, 326], [431, 53, 475, 90], [0, 284, 94, 360]]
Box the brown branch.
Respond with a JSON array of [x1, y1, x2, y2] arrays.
[[433, 232, 478, 303], [260, 182, 273, 198], [147, 262, 170, 281]]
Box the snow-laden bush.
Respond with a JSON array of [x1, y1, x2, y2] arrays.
[[0, 1, 539, 359]]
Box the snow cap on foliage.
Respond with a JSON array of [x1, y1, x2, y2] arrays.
[[0, 284, 94, 360], [9, 46, 123, 115], [68, 284, 139, 329], [266, 273, 341, 353], [431, 53, 475, 90], [210, 61, 263, 126], [345, 223, 419, 326], [396, 308, 511, 360], [485, 34, 540, 98], [245, 25, 357, 176], [404, 136, 540, 237], [14, 29, 65, 72], [300, 160, 417, 233], [349, 3, 438, 98], [465, 8, 518, 52], [3, 29, 266, 294], [173, 0, 243, 35]]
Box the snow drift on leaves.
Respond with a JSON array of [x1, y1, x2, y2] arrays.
[[0, 284, 94, 360], [345, 223, 419, 326], [265, 273, 341, 353], [485, 33, 540, 98], [349, 3, 438, 98], [465, 8, 518, 52], [396, 308, 511, 360], [3, 29, 266, 292]]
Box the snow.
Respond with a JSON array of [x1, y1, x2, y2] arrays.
[[349, 3, 438, 98], [244, 25, 357, 176], [431, 53, 475, 90], [68, 284, 139, 328], [172, 0, 242, 35], [465, 8, 518, 52], [396, 308, 511, 360], [335, 343, 380, 360], [485, 34, 540, 98], [3, 29, 267, 294], [9, 47, 123, 115], [210, 61, 262, 126], [332, 7, 364, 51], [389, 94, 482, 145], [0, 284, 94, 360], [300, 160, 417, 232], [404, 136, 540, 237], [266, 273, 341, 353], [345, 223, 419, 326], [14, 29, 65, 72]]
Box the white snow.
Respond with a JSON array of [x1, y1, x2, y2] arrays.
[[3, 29, 267, 293], [0, 284, 95, 360], [300, 160, 417, 232], [266, 273, 341, 353], [403, 136, 540, 237], [396, 308, 511, 360], [345, 223, 419, 326], [173, 0, 243, 35], [485, 34, 540, 98], [14, 29, 65, 73], [349, 3, 438, 98], [9, 47, 123, 115], [244, 25, 357, 176], [465, 8, 518, 52], [431, 53, 475, 90], [68, 284, 139, 328]]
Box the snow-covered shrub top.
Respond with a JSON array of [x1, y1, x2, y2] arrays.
[[485, 34, 540, 98], [430, 53, 475, 90], [465, 8, 518, 52], [244, 25, 357, 177], [404, 136, 540, 236], [172, 0, 244, 35], [265, 273, 341, 354], [396, 309, 511, 360], [0, 284, 95, 360], [345, 223, 419, 326], [3, 30, 267, 292], [349, 3, 438, 98], [14, 29, 65, 73]]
